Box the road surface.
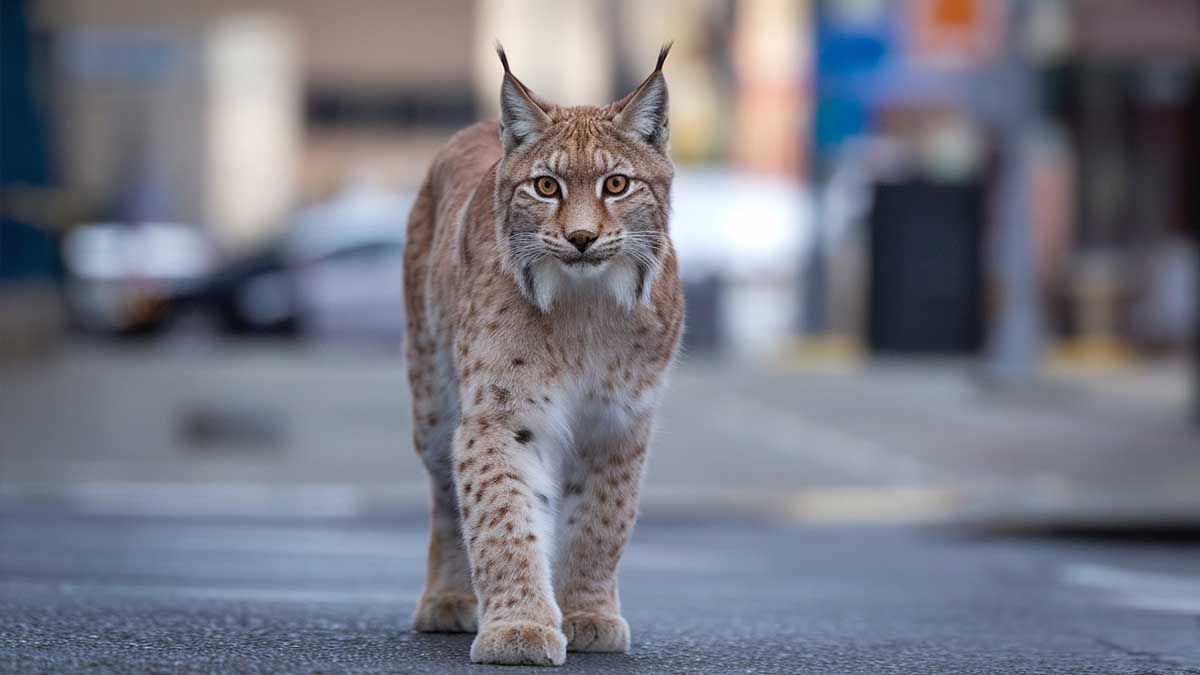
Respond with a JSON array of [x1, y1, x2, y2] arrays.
[[2, 513, 1199, 674]]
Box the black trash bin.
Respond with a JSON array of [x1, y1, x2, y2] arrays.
[[867, 179, 984, 355]]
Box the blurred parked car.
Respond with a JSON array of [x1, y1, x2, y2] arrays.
[[62, 221, 215, 335], [180, 179, 413, 341], [64, 179, 413, 341]]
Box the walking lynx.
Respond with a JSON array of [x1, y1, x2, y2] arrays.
[[403, 44, 683, 666]]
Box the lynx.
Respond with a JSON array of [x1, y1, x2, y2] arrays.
[[402, 44, 683, 666]]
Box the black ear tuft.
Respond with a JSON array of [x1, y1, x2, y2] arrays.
[[615, 45, 671, 150], [655, 41, 673, 72], [496, 41, 511, 75]]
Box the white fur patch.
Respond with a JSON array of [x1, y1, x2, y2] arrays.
[[524, 258, 563, 313], [521, 256, 653, 314], [602, 259, 641, 312]]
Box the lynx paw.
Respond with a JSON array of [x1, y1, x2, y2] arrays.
[[562, 611, 630, 653], [469, 621, 567, 666], [412, 593, 478, 633]]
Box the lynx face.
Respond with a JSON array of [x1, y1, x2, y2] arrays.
[[494, 47, 673, 313]]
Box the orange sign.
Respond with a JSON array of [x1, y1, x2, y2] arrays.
[[908, 0, 1003, 67]]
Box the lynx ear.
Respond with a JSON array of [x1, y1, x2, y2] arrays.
[[497, 44, 551, 151], [615, 42, 671, 150]]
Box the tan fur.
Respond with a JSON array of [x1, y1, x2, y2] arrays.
[[404, 46, 682, 667]]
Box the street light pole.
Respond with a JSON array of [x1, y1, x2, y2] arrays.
[[983, 0, 1044, 382], [1192, 146, 1200, 425]]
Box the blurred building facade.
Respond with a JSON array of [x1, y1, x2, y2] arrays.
[[28, 0, 476, 251], [0, 0, 1195, 369], [808, 0, 1198, 363]]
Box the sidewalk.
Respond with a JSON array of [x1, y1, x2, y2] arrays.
[[1, 343, 1197, 526]]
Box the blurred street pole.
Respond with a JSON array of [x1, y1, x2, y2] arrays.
[[802, 0, 878, 344], [981, 0, 1044, 381], [801, 0, 836, 343], [802, 161, 831, 337]]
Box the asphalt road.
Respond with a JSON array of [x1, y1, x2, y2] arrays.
[[2, 513, 1199, 674]]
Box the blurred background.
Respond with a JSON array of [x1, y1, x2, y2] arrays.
[[1, 0, 1198, 527], [3, 3, 1200, 672]]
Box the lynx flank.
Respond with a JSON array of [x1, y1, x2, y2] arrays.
[[403, 44, 683, 666]]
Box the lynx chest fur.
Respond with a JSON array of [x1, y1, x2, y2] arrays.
[[402, 46, 682, 667]]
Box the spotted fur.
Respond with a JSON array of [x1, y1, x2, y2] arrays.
[[404, 45, 683, 666]]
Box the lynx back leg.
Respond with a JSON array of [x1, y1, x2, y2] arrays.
[[408, 339, 476, 633], [554, 423, 649, 652]]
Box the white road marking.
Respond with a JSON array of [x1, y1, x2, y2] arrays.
[[1061, 563, 1200, 615], [0, 579, 416, 605]]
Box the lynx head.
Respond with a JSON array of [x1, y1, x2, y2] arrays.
[[493, 43, 674, 313]]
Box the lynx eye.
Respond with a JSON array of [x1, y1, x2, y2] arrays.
[[534, 176, 560, 198], [603, 174, 629, 196]]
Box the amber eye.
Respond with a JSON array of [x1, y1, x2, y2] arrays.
[[534, 176, 560, 197], [603, 174, 629, 196]]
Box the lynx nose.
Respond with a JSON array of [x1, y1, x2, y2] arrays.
[[566, 231, 597, 253]]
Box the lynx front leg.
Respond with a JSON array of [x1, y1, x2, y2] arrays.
[[454, 408, 567, 666], [554, 425, 649, 653]]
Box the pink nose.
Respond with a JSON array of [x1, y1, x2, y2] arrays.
[[567, 231, 597, 253]]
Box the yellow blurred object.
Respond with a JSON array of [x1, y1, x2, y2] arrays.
[[1046, 336, 1134, 373], [778, 486, 962, 524], [777, 334, 865, 372]]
